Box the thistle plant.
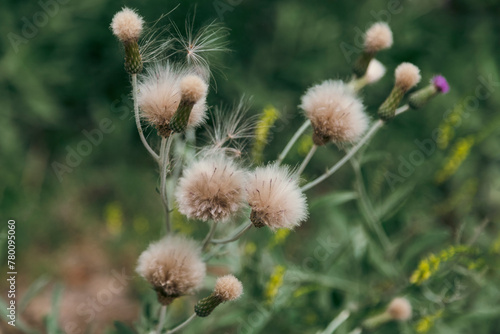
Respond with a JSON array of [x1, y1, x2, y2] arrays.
[[110, 7, 452, 333]]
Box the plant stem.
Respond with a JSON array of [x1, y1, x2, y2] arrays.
[[202, 221, 218, 251], [211, 222, 253, 244], [131, 74, 159, 162], [160, 136, 174, 233], [277, 120, 311, 165], [297, 144, 317, 176], [348, 328, 362, 334], [156, 306, 167, 334], [321, 310, 350, 334], [166, 313, 197, 334], [301, 120, 384, 192]]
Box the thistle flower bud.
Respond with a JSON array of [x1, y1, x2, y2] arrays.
[[365, 59, 387, 84], [176, 155, 247, 222], [137, 64, 208, 137], [387, 297, 412, 321], [195, 275, 243, 317], [170, 75, 209, 133], [363, 297, 412, 330], [111, 8, 144, 74], [378, 63, 421, 121], [300, 80, 369, 146], [353, 22, 393, 77], [409, 75, 450, 109], [136, 236, 206, 305], [246, 164, 307, 230]]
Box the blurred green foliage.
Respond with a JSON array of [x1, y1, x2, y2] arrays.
[[1, 0, 500, 333]]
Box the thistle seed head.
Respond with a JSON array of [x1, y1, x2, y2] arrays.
[[300, 80, 369, 145], [246, 164, 307, 230], [136, 236, 206, 305]]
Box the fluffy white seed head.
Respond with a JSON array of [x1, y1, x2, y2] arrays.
[[111, 7, 144, 42], [214, 275, 243, 301], [387, 297, 412, 321], [176, 155, 247, 222], [136, 236, 206, 301], [395, 63, 421, 91], [137, 63, 208, 132], [300, 80, 369, 145], [246, 164, 308, 230], [180, 75, 208, 103], [364, 22, 393, 53], [365, 59, 386, 84]]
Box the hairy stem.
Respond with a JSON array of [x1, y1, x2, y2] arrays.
[[166, 313, 197, 334], [156, 306, 167, 334], [277, 120, 311, 165], [131, 74, 159, 162], [211, 222, 253, 244], [160, 136, 174, 233], [297, 144, 317, 176]]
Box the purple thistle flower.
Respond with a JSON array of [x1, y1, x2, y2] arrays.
[[432, 75, 450, 94]]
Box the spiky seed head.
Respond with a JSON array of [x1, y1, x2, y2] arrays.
[[365, 59, 386, 84], [387, 297, 412, 321], [180, 75, 209, 103], [246, 164, 308, 230], [364, 22, 393, 53], [111, 7, 144, 42], [137, 63, 207, 136], [214, 275, 243, 301], [176, 155, 247, 222], [136, 236, 206, 305], [300, 80, 369, 145], [395, 63, 421, 91]]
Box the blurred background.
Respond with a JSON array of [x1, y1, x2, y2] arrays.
[[1, 0, 500, 333]]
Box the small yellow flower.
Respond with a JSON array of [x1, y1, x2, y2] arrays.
[[264, 265, 286, 305], [435, 135, 475, 184], [244, 242, 257, 256], [268, 229, 291, 249], [252, 105, 279, 163], [297, 135, 313, 156], [415, 310, 443, 333]]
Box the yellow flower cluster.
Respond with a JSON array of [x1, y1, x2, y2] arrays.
[[252, 105, 279, 163], [490, 233, 500, 254], [268, 228, 291, 249], [415, 310, 443, 333], [410, 245, 471, 285], [437, 102, 466, 150], [435, 135, 475, 184], [105, 201, 123, 236], [264, 265, 286, 304]]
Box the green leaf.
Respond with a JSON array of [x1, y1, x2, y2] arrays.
[[46, 283, 64, 334], [374, 182, 415, 220], [310, 191, 358, 210], [19, 275, 51, 313]]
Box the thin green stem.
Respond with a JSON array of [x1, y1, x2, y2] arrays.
[[156, 306, 167, 334], [166, 313, 197, 334], [301, 120, 384, 192], [202, 221, 218, 251], [131, 74, 159, 162], [160, 136, 174, 233], [297, 144, 317, 176], [277, 120, 311, 165], [321, 310, 350, 334], [211, 222, 253, 244]]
